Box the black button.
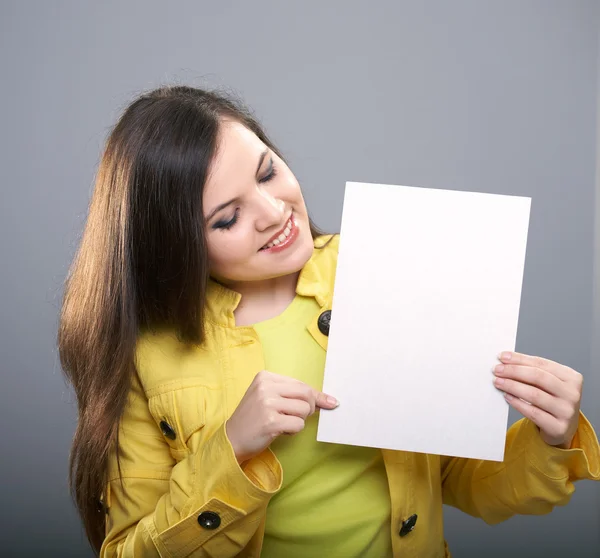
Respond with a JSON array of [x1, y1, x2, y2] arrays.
[[159, 420, 176, 440], [317, 310, 331, 336], [198, 511, 221, 530], [399, 514, 418, 537]]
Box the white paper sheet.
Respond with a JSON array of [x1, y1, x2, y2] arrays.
[[316, 182, 531, 461]]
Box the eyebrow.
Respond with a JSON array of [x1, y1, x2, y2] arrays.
[[256, 148, 269, 174], [205, 148, 270, 222]]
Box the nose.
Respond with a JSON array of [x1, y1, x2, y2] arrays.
[[254, 187, 285, 231]]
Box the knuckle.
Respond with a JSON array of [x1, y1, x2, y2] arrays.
[[533, 356, 546, 369], [535, 355, 545, 367], [528, 404, 539, 420], [558, 419, 570, 435], [556, 401, 570, 419], [256, 382, 270, 399], [305, 401, 313, 417], [566, 388, 581, 405], [563, 403, 577, 421], [255, 370, 271, 386], [299, 401, 311, 418], [264, 412, 279, 433], [264, 396, 278, 409], [527, 388, 540, 405], [293, 418, 306, 433]]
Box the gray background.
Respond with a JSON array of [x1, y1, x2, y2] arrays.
[[1, 1, 599, 556]]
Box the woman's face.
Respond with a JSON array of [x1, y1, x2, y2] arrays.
[[203, 120, 314, 284]]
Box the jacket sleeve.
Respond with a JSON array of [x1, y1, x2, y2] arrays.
[[440, 411, 600, 524], [100, 372, 282, 557]]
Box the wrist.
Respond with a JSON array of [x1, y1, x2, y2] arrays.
[[552, 436, 574, 450], [225, 419, 250, 465]]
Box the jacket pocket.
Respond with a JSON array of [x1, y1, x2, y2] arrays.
[[148, 385, 207, 462]]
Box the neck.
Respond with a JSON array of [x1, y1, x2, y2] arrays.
[[224, 272, 300, 326]]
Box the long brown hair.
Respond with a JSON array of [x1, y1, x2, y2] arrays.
[[58, 85, 325, 552]]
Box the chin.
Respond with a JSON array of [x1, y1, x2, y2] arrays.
[[255, 234, 314, 281], [288, 238, 314, 271]]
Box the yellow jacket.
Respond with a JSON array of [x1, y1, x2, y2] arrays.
[[101, 235, 600, 558]]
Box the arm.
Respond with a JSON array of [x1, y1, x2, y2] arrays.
[[100, 372, 282, 557], [441, 411, 600, 524]]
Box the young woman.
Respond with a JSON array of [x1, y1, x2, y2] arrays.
[[58, 85, 600, 557]]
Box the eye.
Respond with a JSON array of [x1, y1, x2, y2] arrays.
[[212, 208, 239, 231], [258, 159, 277, 184]]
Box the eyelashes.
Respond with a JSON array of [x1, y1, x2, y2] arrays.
[[212, 160, 278, 231], [213, 207, 239, 230], [258, 160, 277, 184]]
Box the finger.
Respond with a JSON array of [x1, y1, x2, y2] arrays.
[[504, 393, 557, 434], [263, 370, 293, 382], [494, 377, 564, 417], [276, 398, 312, 419], [494, 364, 563, 396], [498, 352, 570, 382], [277, 382, 339, 412], [276, 415, 306, 436], [256, 370, 307, 384], [277, 382, 318, 414], [314, 390, 339, 410]]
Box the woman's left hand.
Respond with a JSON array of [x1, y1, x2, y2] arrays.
[[493, 351, 583, 449]]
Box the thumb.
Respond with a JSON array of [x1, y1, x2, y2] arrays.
[[314, 390, 339, 410]]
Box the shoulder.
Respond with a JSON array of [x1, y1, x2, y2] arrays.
[[133, 328, 198, 389], [312, 234, 340, 278], [313, 233, 340, 262]]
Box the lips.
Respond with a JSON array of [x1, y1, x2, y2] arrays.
[[260, 214, 294, 250]]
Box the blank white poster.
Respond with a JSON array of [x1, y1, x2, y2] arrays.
[[317, 182, 531, 461]]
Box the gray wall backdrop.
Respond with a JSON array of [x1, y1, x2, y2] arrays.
[[1, 1, 599, 556]]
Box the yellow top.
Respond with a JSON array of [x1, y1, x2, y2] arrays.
[[100, 236, 600, 558], [255, 294, 392, 557]]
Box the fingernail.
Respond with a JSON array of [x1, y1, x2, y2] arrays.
[[499, 352, 512, 361], [504, 393, 513, 401], [494, 364, 505, 374], [326, 395, 339, 407], [494, 376, 504, 386]]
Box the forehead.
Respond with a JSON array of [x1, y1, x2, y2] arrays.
[[204, 121, 266, 201]]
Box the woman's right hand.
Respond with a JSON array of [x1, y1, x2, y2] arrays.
[[225, 370, 339, 464]]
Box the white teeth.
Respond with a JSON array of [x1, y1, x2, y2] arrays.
[[262, 218, 294, 250]]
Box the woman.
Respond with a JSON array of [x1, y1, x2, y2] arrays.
[[58, 85, 599, 557]]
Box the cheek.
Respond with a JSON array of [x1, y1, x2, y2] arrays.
[[207, 229, 254, 269], [282, 176, 306, 207], [285, 174, 301, 193]]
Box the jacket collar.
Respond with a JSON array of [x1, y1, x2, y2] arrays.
[[204, 237, 333, 328]]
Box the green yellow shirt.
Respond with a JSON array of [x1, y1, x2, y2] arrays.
[[254, 294, 392, 557]]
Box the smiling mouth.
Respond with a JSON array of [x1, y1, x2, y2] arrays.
[[259, 214, 294, 251]]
